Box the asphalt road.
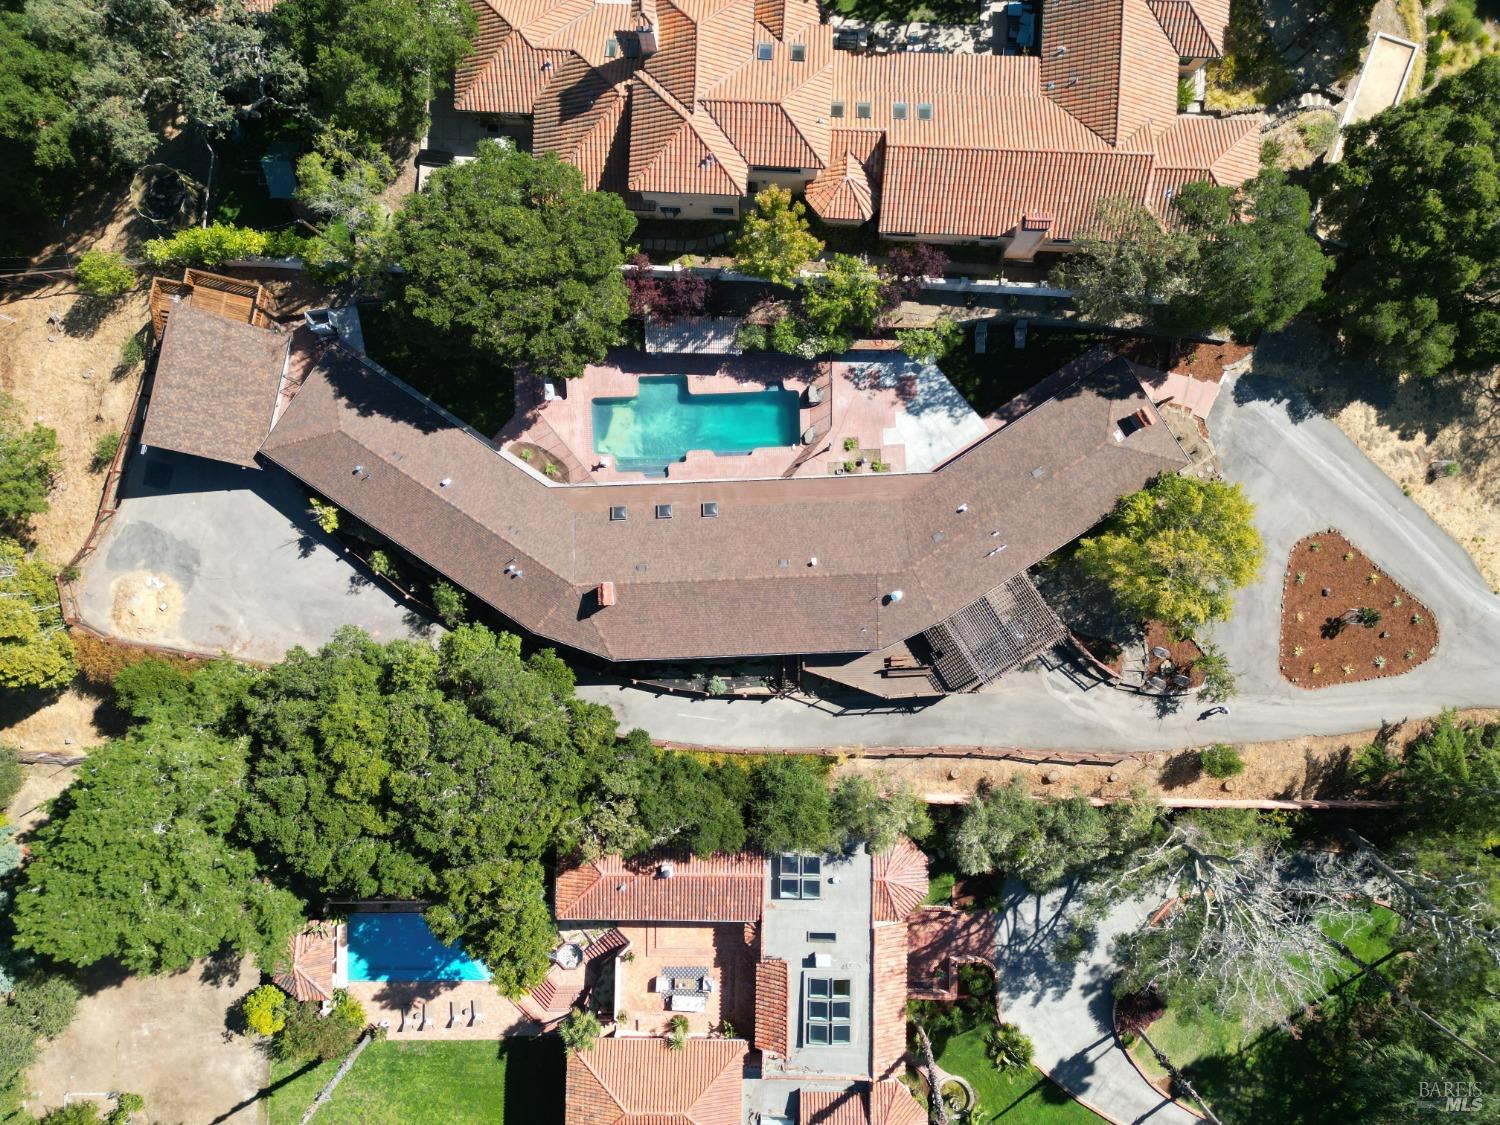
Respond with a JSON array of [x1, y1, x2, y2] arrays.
[[579, 373, 1500, 750]]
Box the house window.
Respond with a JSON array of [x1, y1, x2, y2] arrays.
[[604, 38, 618, 58], [701, 502, 719, 517], [757, 42, 774, 60], [656, 503, 673, 519], [916, 102, 933, 121], [791, 43, 807, 62], [609, 505, 628, 521], [892, 101, 908, 120], [855, 101, 872, 119], [804, 977, 853, 1045], [777, 853, 822, 899], [712, 206, 735, 215], [830, 100, 845, 118]]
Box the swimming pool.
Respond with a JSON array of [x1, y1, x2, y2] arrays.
[[592, 375, 800, 472], [344, 913, 490, 982]]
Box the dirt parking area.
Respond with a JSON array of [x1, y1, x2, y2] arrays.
[[835, 709, 1500, 803], [25, 956, 269, 1125]]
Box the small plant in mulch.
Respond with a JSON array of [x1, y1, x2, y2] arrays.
[[1199, 743, 1246, 778], [1280, 531, 1438, 689]]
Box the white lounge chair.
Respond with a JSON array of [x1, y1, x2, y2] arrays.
[[472, 998, 484, 1025], [449, 1000, 458, 1028]]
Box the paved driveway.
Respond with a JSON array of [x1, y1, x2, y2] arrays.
[[995, 882, 1198, 1125], [76, 448, 435, 662], [579, 372, 1500, 750]]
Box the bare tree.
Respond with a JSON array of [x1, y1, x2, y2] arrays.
[[1094, 821, 1368, 1029]]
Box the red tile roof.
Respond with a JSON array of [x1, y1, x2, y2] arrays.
[[801, 1088, 869, 1125], [453, 0, 1250, 239], [870, 1081, 927, 1125], [754, 958, 789, 1056], [567, 1036, 746, 1123], [275, 924, 336, 1002], [870, 924, 909, 1081], [871, 838, 930, 923], [555, 852, 766, 922]]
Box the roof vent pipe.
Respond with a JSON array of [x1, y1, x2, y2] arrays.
[[439, 477, 452, 488], [808, 557, 819, 567], [887, 589, 905, 604], [658, 862, 675, 879], [1055, 45, 1066, 56], [956, 503, 968, 513]]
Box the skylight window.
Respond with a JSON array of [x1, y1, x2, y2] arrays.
[[656, 503, 673, 519], [609, 505, 628, 521], [757, 41, 774, 60], [830, 100, 845, 118], [855, 101, 872, 119], [604, 37, 618, 58], [701, 502, 719, 518], [804, 977, 853, 1045], [790, 43, 807, 62], [778, 854, 821, 899], [892, 101, 908, 120], [916, 102, 933, 121]]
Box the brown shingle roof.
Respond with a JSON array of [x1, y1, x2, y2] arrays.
[[567, 1036, 746, 1123], [871, 838, 929, 923], [258, 348, 1186, 662], [754, 958, 790, 1056], [142, 303, 288, 469], [555, 851, 766, 921]]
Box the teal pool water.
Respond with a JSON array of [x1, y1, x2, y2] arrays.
[[345, 913, 490, 982], [593, 375, 799, 472]]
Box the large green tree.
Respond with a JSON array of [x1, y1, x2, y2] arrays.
[[12, 724, 304, 975], [0, 3, 86, 227], [1165, 169, 1330, 339], [1053, 196, 1196, 329], [0, 396, 58, 532], [1076, 473, 1263, 632], [385, 142, 635, 380], [238, 624, 630, 994], [272, 0, 472, 144], [1323, 56, 1500, 378], [732, 185, 823, 286]]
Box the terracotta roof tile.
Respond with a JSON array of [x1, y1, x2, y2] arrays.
[[754, 958, 789, 1056], [142, 303, 288, 469], [630, 72, 750, 195], [566, 1036, 746, 1123], [1147, 0, 1221, 58], [804, 149, 874, 222], [871, 839, 929, 923], [870, 1081, 927, 1125], [801, 1088, 869, 1125], [1151, 112, 1261, 180], [555, 851, 766, 921], [1040, 0, 1178, 147], [275, 924, 335, 1002], [534, 55, 630, 188], [870, 924, 909, 1081]]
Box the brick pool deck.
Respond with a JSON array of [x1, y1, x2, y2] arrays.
[[500, 348, 988, 484]]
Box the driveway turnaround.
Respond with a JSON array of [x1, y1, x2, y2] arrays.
[[995, 883, 1199, 1125], [579, 372, 1500, 750], [76, 448, 434, 662]]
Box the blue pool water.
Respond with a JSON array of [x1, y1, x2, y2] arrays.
[[592, 375, 800, 472], [345, 913, 490, 982]]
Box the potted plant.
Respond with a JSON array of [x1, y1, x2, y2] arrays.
[[842, 460, 857, 473]]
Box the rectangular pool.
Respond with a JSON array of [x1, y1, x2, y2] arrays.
[[345, 913, 490, 982], [592, 375, 800, 472]]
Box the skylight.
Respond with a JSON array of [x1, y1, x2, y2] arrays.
[[892, 101, 908, 120], [777, 853, 821, 899], [804, 977, 852, 1045], [604, 38, 618, 58], [609, 505, 628, 521], [916, 102, 933, 121], [830, 100, 845, 118], [791, 43, 807, 62], [757, 42, 773, 60], [855, 101, 872, 119]]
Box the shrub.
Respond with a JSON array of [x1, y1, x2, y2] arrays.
[[0, 743, 21, 810], [0, 539, 75, 690], [984, 1021, 1035, 1070], [118, 335, 146, 369], [843, 437, 859, 452], [274, 993, 364, 1062], [1178, 76, 1196, 110], [112, 658, 192, 719], [1356, 606, 1382, 628], [667, 1014, 689, 1050], [0, 396, 60, 531], [1199, 743, 1246, 778], [1193, 643, 1237, 704], [71, 632, 197, 686], [107, 1093, 144, 1125], [896, 316, 962, 364], [366, 549, 394, 579], [75, 250, 135, 299], [1437, 0, 1484, 43], [705, 675, 728, 695], [41, 1104, 102, 1125], [735, 322, 768, 351], [90, 432, 121, 473], [1115, 987, 1166, 1037], [241, 983, 290, 1037], [142, 225, 306, 268], [559, 1008, 601, 1054], [309, 496, 340, 534], [430, 580, 467, 628]]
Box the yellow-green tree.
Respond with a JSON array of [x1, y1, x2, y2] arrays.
[[1076, 474, 1263, 631], [0, 539, 75, 691], [732, 185, 823, 286]]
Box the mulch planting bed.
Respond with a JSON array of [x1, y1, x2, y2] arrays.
[[1280, 530, 1439, 688]]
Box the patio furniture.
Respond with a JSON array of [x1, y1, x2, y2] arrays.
[[450, 1001, 458, 1028], [669, 993, 707, 1013], [472, 999, 484, 1025]]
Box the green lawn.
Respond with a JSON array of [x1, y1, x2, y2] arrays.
[[1129, 905, 1400, 1119], [265, 1039, 563, 1124], [937, 1029, 1101, 1123]]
